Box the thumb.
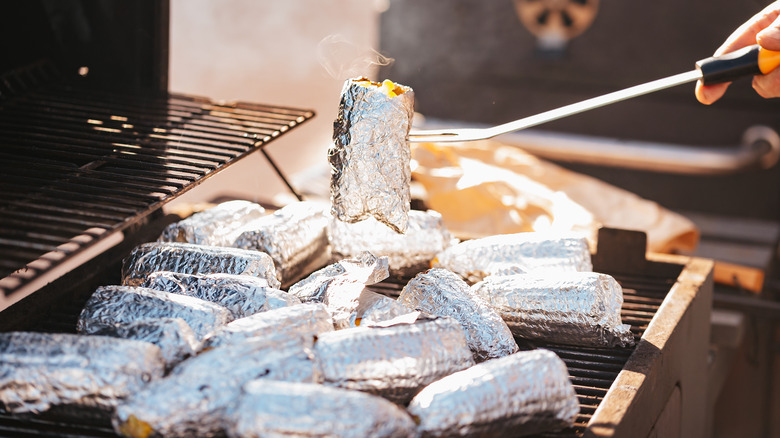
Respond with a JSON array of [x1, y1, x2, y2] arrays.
[[757, 14, 780, 50]]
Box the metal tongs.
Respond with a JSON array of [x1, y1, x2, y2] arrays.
[[408, 45, 780, 143]]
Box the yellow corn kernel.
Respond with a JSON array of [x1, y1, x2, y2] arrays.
[[118, 415, 153, 438]]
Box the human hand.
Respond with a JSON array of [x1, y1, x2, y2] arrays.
[[696, 1, 780, 104]]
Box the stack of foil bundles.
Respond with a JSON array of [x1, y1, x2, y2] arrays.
[[0, 332, 164, 415], [328, 209, 457, 278], [232, 201, 331, 287], [472, 271, 635, 348], [329, 77, 414, 234], [433, 232, 593, 283], [157, 200, 266, 247]]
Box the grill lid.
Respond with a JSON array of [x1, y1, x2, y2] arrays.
[[0, 63, 315, 308]]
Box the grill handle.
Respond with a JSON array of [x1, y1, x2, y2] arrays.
[[470, 125, 780, 175]]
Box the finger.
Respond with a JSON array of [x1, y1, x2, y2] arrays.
[[753, 68, 780, 98], [756, 13, 780, 50], [695, 80, 730, 105], [715, 2, 780, 55]]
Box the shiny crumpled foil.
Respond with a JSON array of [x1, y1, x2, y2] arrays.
[[314, 316, 474, 404], [433, 232, 593, 283], [328, 209, 458, 278], [472, 271, 635, 348], [0, 332, 164, 415], [408, 349, 580, 438], [232, 201, 331, 287], [90, 317, 200, 371], [348, 289, 414, 328], [204, 303, 334, 349], [140, 271, 299, 319], [157, 200, 266, 247], [227, 380, 417, 438], [113, 335, 322, 438], [398, 268, 518, 362], [329, 77, 415, 234], [122, 242, 280, 289], [288, 251, 390, 329], [78, 285, 232, 341]]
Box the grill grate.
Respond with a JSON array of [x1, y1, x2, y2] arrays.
[[0, 64, 314, 304]]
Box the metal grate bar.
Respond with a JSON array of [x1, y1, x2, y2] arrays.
[[0, 80, 314, 301]]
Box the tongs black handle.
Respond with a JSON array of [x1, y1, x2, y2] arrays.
[[696, 44, 780, 85]]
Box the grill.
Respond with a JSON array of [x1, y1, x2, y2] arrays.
[[0, 1, 715, 437], [0, 62, 314, 316]]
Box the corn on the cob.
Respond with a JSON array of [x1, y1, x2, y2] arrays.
[[0, 332, 164, 415], [122, 242, 280, 289], [314, 316, 474, 404], [288, 251, 390, 329], [398, 268, 518, 361], [328, 209, 457, 278], [407, 349, 579, 437], [329, 77, 414, 234], [203, 302, 334, 349], [432, 232, 592, 283], [472, 271, 635, 348], [157, 200, 266, 246], [227, 380, 417, 438], [77, 285, 232, 341], [232, 201, 331, 287], [113, 335, 321, 438], [89, 317, 200, 371], [140, 271, 299, 319]]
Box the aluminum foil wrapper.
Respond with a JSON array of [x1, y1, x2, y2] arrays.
[[408, 349, 579, 438], [122, 242, 280, 289], [78, 285, 232, 341], [232, 201, 331, 287], [228, 380, 417, 438], [140, 271, 299, 319], [157, 200, 266, 246], [433, 232, 593, 283], [398, 268, 518, 362], [329, 77, 415, 234], [203, 303, 334, 349], [113, 335, 321, 438], [328, 209, 458, 278], [90, 317, 200, 371], [348, 289, 414, 328], [0, 332, 164, 415], [288, 251, 390, 329], [472, 271, 635, 348], [314, 316, 475, 404]]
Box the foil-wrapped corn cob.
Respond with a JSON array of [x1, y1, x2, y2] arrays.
[[329, 77, 414, 234], [314, 316, 474, 404], [472, 271, 635, 348], [328, 209, 457, 278], [139, 271, 299, 319], [122, 242, 280, 289], [113, 335, 321, 438], [90, 317, 200, 370], [433, 232, 593, 283], [232, 201, 331, 287], [398, 268, 518, 362], [227, 380, 417, 438], [407, 349, 579, 438], [203, 303, 334, 349], [288, 251, 390, 329], [0, 332, 164, 415], [78, 285, 232, 341], [157, 200, 266, 246]]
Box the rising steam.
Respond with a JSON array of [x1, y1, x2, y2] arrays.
[[317, 34, 394, 80]]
